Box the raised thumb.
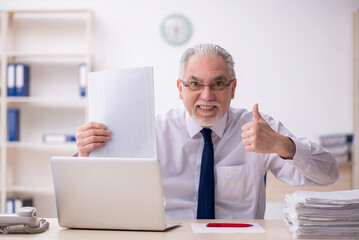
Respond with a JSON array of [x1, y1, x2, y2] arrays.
[[253, 103, 263, 121]]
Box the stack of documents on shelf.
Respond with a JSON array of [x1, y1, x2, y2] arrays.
[[284, 190, 359, 238], [319, 133, 353, 162]]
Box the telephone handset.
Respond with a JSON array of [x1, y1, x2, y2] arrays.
[[0, 207, 49, 234]]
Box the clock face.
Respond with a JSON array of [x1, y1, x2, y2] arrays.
[[161, 14, 192, 45]]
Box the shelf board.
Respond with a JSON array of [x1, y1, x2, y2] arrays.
[[8, 9, 92, 15], [7, 52, 90, 59], [338, 162, 353, 168], [6, 96, 87, 104], [6, 185, 54, 194], [6, 141, 77, 151]]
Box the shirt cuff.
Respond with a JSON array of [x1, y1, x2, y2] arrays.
[[291, 137, 311, 170]]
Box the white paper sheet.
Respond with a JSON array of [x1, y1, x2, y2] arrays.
[[284, 190, 359, 238], [190, 223, 266, 233], [88, 67, 156, 158]]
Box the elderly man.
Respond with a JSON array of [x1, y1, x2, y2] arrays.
[[75, 43, 339, 219]]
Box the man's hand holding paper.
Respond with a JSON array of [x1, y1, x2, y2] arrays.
[[76, 122, 111, 157]]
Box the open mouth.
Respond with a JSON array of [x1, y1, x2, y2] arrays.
[[196, 105, 218, 117], [193, 101, 221, 118], [198, 105, 216, 110]]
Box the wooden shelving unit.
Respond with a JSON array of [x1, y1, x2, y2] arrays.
[[0, 9, 93, 216]]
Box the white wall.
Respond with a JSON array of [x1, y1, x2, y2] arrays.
[[1, 0, 359, 141]]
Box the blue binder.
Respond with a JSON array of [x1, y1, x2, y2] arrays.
[[78, 63, 87, 97], [8, 108, 19, 141], [7, 64, 16, 96], [67, 135, 76, 142], [6, 198, 15, 213], [15, 64, 30, 96]]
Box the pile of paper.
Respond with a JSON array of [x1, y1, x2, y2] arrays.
[[284, 190, 359, 239]]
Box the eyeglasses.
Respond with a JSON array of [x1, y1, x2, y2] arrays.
[[180, 79, 234, 91]]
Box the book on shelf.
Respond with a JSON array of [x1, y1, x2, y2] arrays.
[[319, 133, 353, 146], [6, 197, 33, 214], [5, 198, 14, 213], [7, 63, 16, 96], [15, 64, 30, 96], [7, 108, 20, 142], [6, 63, 30, 97], [319, 133, 353, 162], [78, 63, 88, 97], [42, 133, 76, 143]]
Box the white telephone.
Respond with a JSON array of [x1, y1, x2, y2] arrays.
[[0, 207, 49, 234]]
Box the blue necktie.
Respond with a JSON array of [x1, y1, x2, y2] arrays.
[[197, 128, 215, 219]]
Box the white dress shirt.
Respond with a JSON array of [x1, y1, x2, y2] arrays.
[[156, 107, 339, 219]]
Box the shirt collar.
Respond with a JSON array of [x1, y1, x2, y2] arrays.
[[186, 110, 228, 138]]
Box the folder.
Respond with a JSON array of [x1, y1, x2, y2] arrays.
[[6, 198, 15, 213], [8, 108, 19, 141], [15, 64, 30, 96], [7, 64, 16, 96], [78, 63, 87, 97], [42, 133, 76, 143], [14, 199, 23, 213]]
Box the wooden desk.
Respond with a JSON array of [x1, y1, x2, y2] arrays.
[[2, 219, 359, 240]]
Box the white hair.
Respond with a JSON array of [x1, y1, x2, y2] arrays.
[[179, 43, 236, 79]]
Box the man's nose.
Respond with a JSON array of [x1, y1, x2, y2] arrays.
[[200, 85, 214, 101]]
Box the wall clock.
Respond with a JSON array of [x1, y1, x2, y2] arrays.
[[161, 14, 192, 45]]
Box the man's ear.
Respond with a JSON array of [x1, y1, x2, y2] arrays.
[[177, 79, 183, 100], [231, 78, 237, 99]]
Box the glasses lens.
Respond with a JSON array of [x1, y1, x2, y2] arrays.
[[188, 81, 202, 91], [212, 85, 225, 91]]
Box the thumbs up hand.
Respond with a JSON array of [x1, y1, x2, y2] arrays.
[[241, 104, 296, 159], [252, 103, 264, 122]]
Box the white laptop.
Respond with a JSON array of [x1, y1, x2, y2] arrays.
[[51, 156, 179, 231]]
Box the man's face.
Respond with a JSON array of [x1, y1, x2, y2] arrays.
[[177, 54, 237, 127]]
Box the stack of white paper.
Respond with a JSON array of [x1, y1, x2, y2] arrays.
[[88, 67, 156, 158], [284, 190, 359, 239]]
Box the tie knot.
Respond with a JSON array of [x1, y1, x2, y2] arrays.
[[200, 128, 212, 141]]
